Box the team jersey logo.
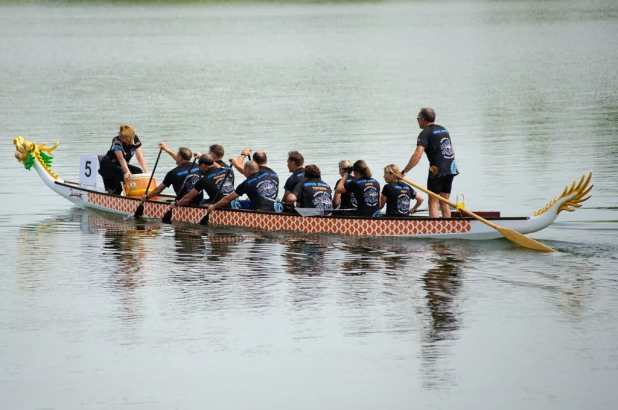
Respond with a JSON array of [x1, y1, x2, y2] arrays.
[[397, 194, 411, 214], [216, 177, 234, 195], [350, 194, 358, 208], [440, 137, 455, 159], [183, 174, 201, 195], [257, 180, 278, 199], [364, 186, 379, 206], [312, 191, 333, 211], [450, 159, 459, 175]]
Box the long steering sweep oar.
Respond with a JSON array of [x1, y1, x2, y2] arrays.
[[161, 156, 198, 224], [134, 148, 162, 219], [401, 177, 555, 252], [199, 161, 234, 225]]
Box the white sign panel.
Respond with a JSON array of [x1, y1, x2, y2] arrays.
[[79, 155, 99, 187]]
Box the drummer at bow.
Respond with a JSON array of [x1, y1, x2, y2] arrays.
[[98, 124, 148, 194]]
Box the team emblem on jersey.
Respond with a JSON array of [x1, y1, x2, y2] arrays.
[[364, 186, 379, 206], [350, 194, 358, 208], [451, 159, 459, 175], [216, 177, 234, 195], [257, 180, 278, 198], [183, 174, 201, 194], [440, 137, 455, 159], [312, 191, 333, 211], [397, 194, 411, 214]]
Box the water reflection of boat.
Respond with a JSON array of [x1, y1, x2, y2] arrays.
[[417, 243, 468, 390], [283, 239, 329, 276], [13, 137, 593, 243]]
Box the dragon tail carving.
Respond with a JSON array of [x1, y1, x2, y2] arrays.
[[534, 171, 593, 217]]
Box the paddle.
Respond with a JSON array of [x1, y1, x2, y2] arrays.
[[161, 156, 198, 224], [134, 148, 162, 219], [401, 177, 555, 252], [199, 161, 233, 225]]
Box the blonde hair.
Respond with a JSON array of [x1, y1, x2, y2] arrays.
[[338, 160, 351, 169], [384, 164, 402, 181], [119, 124, 135, 145]]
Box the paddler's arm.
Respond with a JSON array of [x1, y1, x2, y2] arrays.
[[332, 191, 341, 209], [410, 193, 424, 214], [379, 193, 387, 210], [135, 146, 149, 174], [230, 148, 251, 174], [115, 150, 132, 181], [141, 183, 166, 201], [175, 188, 200, 207], [401, 145, 424, 176], [282, 189, 293, 204], [207, 192, 239, 212], [335, 173, 349, 194], [287, 193, 298, 205], [158, 142, 177, 161]]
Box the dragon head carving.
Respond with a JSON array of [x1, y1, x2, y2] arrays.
[[13, 136, 60, 180]]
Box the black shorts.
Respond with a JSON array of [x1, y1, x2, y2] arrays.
[[427, 175, 455, 195]]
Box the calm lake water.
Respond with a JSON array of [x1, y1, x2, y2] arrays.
[[1, 1, 617, 409]]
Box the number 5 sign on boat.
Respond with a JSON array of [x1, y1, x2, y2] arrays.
[[79, 155, 99, 187]]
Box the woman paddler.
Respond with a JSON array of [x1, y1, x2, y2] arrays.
[[98, 124, 148, 194]]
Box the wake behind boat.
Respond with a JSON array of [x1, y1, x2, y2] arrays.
[[13, 136, 593, 247]]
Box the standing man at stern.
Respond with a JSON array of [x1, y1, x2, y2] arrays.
[[401, 108, 459, 218]]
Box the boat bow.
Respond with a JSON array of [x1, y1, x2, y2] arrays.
[[13, 136, 62, 190]]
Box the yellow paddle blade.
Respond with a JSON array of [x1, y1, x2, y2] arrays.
[[497, 226, 555, 252]]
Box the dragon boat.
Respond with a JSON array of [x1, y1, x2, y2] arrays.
[[13, 136, 593, 243]]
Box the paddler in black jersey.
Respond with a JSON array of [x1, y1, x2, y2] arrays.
[[335, 160, 381, 217]]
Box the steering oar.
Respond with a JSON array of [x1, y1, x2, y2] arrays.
[[400, 177, 555, 252]]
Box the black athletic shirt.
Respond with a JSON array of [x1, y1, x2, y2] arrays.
[[291, 179, 333, 210], [381, 181, 417, 216], [284, 167, 305, 192], [335, 177, 357, 210], [105, 135, 142, 164], [343, 177, 380, 217], [235, 171, 278, 211], [163, 162, 200, 194], [194, 167, 235, 204], [163, 162, 203, 204], [259, 166, 279, 190], [417, 124, 459, 179]]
